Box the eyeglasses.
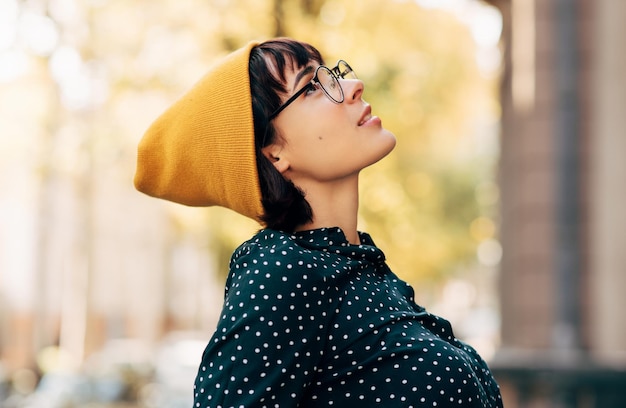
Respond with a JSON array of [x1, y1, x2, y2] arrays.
[[268, 60, 357, 120]]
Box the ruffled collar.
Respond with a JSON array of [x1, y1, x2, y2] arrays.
[[289, 227, 386, 264]]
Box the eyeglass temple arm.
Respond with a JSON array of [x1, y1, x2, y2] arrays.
[[267, 84, 311, 120]]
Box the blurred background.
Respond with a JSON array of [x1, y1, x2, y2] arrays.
[[0, 0, 624, 407]]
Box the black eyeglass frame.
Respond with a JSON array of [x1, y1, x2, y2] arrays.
[[267, 60, 356, 121]]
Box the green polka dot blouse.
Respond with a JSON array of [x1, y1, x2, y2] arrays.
[[193, 227, 503, 407]]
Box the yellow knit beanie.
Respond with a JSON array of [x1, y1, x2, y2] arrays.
[[134, 41, 264, 221]]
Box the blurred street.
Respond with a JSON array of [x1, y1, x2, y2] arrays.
[[0, 333, 207, 408]]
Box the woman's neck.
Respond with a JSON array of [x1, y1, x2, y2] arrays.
[[294, 176, 360, 245]]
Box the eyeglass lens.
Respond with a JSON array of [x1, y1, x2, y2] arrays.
[[317, 67, 342, 103], [335, 60, 356, 79], [317, 61, 357, 103]]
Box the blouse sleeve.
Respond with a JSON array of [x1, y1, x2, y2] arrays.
[[193, 241, 333, 407]]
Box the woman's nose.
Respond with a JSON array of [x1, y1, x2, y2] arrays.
[[342, 79, 364, 103]]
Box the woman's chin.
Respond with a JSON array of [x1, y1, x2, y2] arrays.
[[380, 129, 397, 155]]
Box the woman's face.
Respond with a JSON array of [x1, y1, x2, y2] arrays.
[[266, 60, 397, 185]]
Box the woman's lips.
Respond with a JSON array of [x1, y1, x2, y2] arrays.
[[358, 106, 373, 126]]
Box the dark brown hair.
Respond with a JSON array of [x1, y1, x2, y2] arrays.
[[249, 38, 324, 232]]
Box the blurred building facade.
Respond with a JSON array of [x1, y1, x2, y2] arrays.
[[487, 0, 626, 406]]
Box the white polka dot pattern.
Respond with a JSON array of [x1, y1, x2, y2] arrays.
[[193, 228, 502, 407]]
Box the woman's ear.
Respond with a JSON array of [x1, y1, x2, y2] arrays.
[[262, 144, 290, 174]]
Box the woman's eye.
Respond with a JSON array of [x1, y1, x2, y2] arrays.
[[304, 82, 320, 96]]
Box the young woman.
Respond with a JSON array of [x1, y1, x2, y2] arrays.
[[135, 38, 502, 407]]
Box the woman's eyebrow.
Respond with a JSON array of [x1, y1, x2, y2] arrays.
[[292, 65, 315, 92]]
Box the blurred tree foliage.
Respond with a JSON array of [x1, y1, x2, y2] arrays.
[[26, 0, 499, 293], [201, 0, 498, 290]]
